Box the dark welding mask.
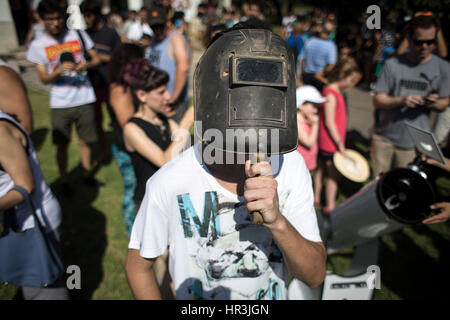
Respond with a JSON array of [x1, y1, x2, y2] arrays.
[[194, 28, 298, 156]]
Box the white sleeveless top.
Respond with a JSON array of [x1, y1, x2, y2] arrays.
[[0, 111, 61, 232]]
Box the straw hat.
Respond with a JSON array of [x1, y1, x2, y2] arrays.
[[333, 149, 370, 182]]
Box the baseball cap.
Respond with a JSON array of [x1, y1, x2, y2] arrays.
[[296, 85, 327, 108], [147, 7, 167, 26]]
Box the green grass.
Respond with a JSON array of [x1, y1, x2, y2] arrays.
[[1, 87, 449, 300], [1, 87, 133, 300]]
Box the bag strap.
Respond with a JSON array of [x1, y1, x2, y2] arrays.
[[76, 30, 87, 56], [11, 186, 45, 234]]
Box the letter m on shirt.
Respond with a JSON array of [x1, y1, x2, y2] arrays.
[[177, 192, 220, 240]]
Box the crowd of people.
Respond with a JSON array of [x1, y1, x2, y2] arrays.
[[0, 0, 449, 300]]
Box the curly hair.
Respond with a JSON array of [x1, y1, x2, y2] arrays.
[[119, 58, 169, 110], [108, 43, 144, 84]]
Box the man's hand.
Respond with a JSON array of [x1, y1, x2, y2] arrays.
[[404, 95, 425, 108], [425, 156, 450, 172], [423, 92, 440, 108], [59, 61, 76, 73], [244, 160, 281, 226], [422, 202, 450, 224], [74, 62, 88, 73]]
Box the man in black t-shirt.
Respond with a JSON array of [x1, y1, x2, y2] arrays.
[[80, 1, 121, 163]]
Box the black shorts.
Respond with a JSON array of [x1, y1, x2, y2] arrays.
[[51, 104, 98, 145]]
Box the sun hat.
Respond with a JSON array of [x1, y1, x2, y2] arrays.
[[333, 149, 370, 182], [296, 85, 327, 108]]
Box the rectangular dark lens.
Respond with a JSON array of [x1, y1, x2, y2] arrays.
[[237, 59, 283, 84]]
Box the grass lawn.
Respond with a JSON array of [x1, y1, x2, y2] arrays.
[[1, 87, 449, 300]]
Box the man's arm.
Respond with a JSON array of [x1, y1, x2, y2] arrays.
[[374, 93, 448, 111], [0, 66, 33, 134], [35, 62, 74, 85], [75, 48, 101, 73], [169, 33, 189, 104], [244, 161, 327, 288], [125, 249, 162, 299], [374, 93, 406, 110], [0, 123, 35, 211]]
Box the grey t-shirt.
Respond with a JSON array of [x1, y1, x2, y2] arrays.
[[375, 54, 450, 149]]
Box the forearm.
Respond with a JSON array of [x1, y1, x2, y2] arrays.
[[306, 124, 319, 148], [267, 216, 326, 288], [325, 122, 342, 147], [436, 30, 448, 58], [162, 129, 191, 163], [373, 94, 405, 110], [171, 69, 188, 102], [299, 124, 319, 149], [39, 68, 62, 84], [125, 250, 162, 300], [0, 189, 25, 212], [395, 38, 408, 56], [429, 98, 449, 111]]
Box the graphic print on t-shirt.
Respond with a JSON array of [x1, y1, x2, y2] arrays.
[[148, 49, 161, 66], [45, 40, 88, 86], [176, 190, 290, 300]]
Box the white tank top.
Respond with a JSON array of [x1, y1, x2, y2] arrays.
[[0, 111, 61, 232]]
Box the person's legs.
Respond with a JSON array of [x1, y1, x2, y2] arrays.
[[371, 134, 395, 178], [111, 143, 137, 237], [78, 139, 92, 177], [313, 158, 325, 205], [324, 159, 341, 211], [51, 108, 73, 188], [393, 147, 416, 169], [56, 143, 69, 183], [93, 87, 109, 162], [74, 104, 98, 178]]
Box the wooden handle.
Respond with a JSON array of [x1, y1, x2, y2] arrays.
[[252, 211, 264, 225], [250, 153, 270, 225]]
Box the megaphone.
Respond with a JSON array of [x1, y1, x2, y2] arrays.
[[326, 164, 435, 253], [289, 125, 443, 300]]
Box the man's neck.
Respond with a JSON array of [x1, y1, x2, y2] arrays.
[[203, 156, 247, 196], [46, 28, 66, 40], [406, 52, 432, 64]]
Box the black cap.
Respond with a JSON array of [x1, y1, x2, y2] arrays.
[[147, 7, 167, 26]]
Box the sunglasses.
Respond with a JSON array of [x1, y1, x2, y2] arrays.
[[412, 38, 436, 46]]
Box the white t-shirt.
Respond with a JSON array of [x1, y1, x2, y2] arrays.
[[27, 29, 96, 108], [126, 22, 153, 41], [129, 145, 322, 300]]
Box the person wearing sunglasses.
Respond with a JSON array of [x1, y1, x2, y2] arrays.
[[395, 12, 447, 58], [371, 14, 449, 178]]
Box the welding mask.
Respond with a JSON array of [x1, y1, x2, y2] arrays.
[[194, 28, 298, 155]]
